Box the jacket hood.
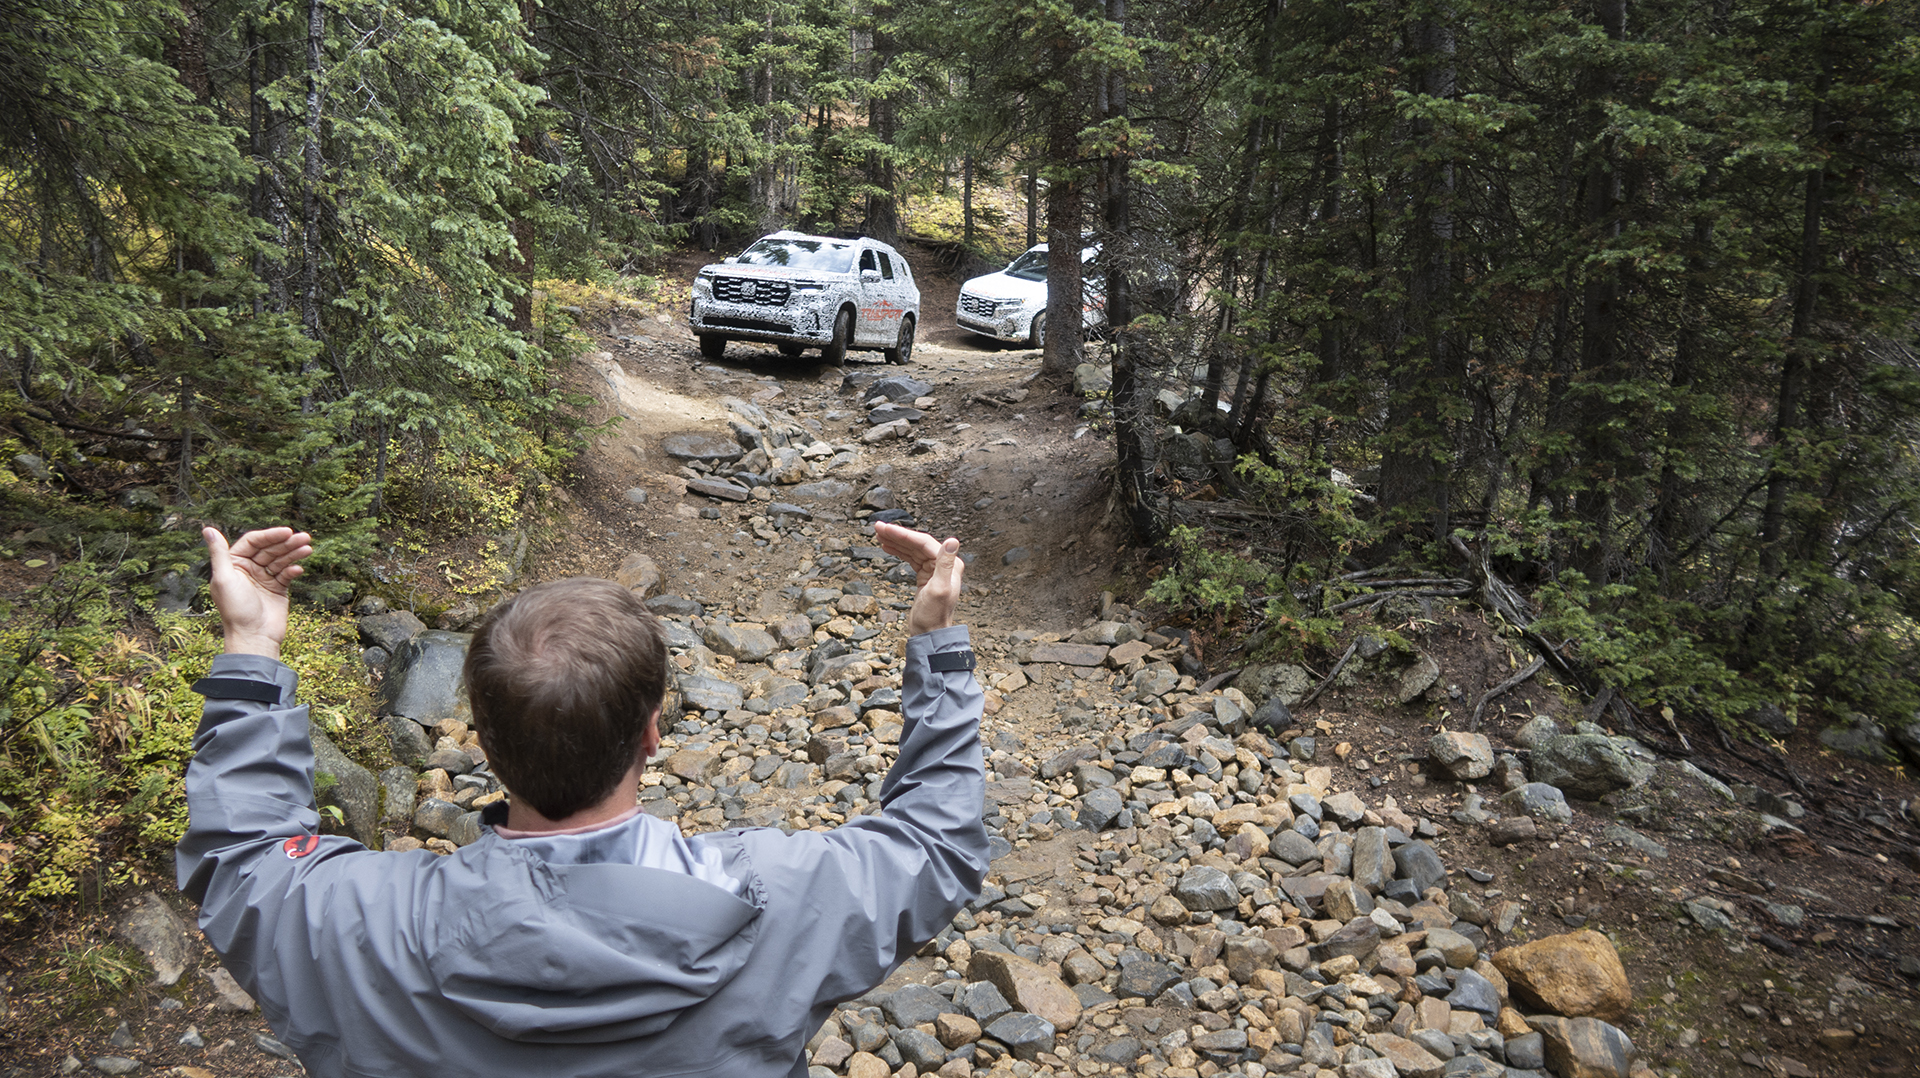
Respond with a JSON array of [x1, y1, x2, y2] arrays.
[[426, 835, 761, 1044]]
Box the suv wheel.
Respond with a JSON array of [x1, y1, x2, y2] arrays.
[[699, 334, 727, 360], [883, 316, 915, 365], [821, 308, 853, 365], [1027, 312, 1046, 349], [777, 343, 804, 357]]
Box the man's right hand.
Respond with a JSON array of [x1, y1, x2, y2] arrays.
[[873, 522, 964, 636], [203, 526, 313, 658]]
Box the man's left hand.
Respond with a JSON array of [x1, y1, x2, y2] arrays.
[[203, 527, 313, 658]]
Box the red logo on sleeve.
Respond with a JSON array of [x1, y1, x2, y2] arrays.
[[283, 835, 320, 859]]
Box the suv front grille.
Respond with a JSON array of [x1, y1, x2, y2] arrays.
[[959, 292, 997, 318], [713, 277, 792, 306]]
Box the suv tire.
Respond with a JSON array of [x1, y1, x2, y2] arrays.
[[1027, 312, 1046, 349], [884, 316, 915, 365], [699, 334, 727, 360], [821, 308, 853, 365]]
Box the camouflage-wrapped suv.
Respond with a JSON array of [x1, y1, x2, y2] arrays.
[[689, 231, 920, 364]]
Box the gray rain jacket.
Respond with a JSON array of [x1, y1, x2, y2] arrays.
[[177, 625, 987, 1078]]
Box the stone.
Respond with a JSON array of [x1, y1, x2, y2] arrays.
[[676, 674, 745, 712], [1393, 840, 1447, 893], [1506, 1032, 1546, 1070], [892, 1027, 948, 1071], [936, 1012, 982, 1048], [1077, 787, 1125, 831], [1175, 866, 1241, 911], [1115, 959, 1181, 1000], [615, 553, 661, 595], [812, 1037, 854, 1068], [883, 984, 959, 1027], [311, 728, 381, 847], [1090, 1038, 1141, 1064], [1029, 642, 1110, 666], [1501, 783, 1572, 824], [869, 375, 933, 403], [1530, 734, 1653, 800], [983, 1012, 1056, 1061], [1270, 829, 1320, 866], [663, 431, 745, 462], [1344, 1060, 1400, 1078], [968, 950, 1081, 1032], [687, 476, 751, 501], [413, 798, 464, 837], [113, 893, 194, 986], [202, 966, 256, 1011], [358, 610, 427, 652], [1817, 713, 1893, 762], [1069, 620, 1142, 646], [1223, 935, 1277, 983], [1429, 731, 1494, 781], [845, 1051, 889, 1078], [90, 1060, 139, 1076], [380, 630, 473, 724], [957, 979, 1014, 1025], [1073, 363, 1113, 394], [1447, 968, 1501, 1016], [382, 713, 433, 768], [1527, 1015, 1635, 1078], [1367, 1032, 1447, 1078], [1426, 927, 1479, 968], [1510, 715, 1560, 750], [1352, 826, 1394, 892], [703, 622, 778, 662], [1743, 703, 1795, 738], [1314, 918, 1383, 962], [1491, 930, 1631, 1021], [1395, 654, 1442, 704]]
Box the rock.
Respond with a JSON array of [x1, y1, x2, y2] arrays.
[[1223, 936, 1277, 983], [11, 452, 51, 481], [662, 432, 745, 462], [380, 630, 473, 724], [786, 479, 855, 501], [1002, 547, 1031, 566], [869, 375, 933, 403], [688, 476, 751, 501], [378, 766, 416, 829], [1029, 642, 1109, 666], [1073, 363, 1112, 394], [1429, 731, 1494, 780], [1742, 703, 1795, 738], [1344, 1060, 1400, 1078], [1251, 695, 1291, 735], [845, 1051, 889, 1078], [703, 622, 778, 662], [1426, 927, 1479, 968], [968, 950, 1081, 1032], [1531, 734, 1653, 800], [676, 674, 745, 712], [615, 553, 662, 595], [311, 728, 381, 846], [358, 610, 427, 652], [1069, 621, 1142, 646], [1506, 1031, 1546, 1069], [935, 1013, 981, 1048], [882, 984, 958, 1027], [1501, 783, 1572, 824], [1395, 653, 1442, 704], [1817, 713, 1893, 762], [1078, 787, 1125, 831], [984, 1012, 1056, 1061], [1115, 959, 1181, 1000], [90, 1059, 139, 1076], [253, 1031, 295, 1059], [892, 1027, 948, 1071], [1367, 1032, 1447, 1078], [1352, 826, 1394, 893], [1238, 663, 1313, 708], [413, 798, 464, 838], [862, 418, 912, 443], [202, 966, 256, 1011], [1174, 865, 1241, 911], [1527, 1015, 1635, 1078], [956, 979, 1014, 1025], [113, 893, 194, 986], [1486, 817, 1538, 846], [1393, 840, 1447, 893], [1492, 930, 1631, 1021], [1510, 715, 1560, 750]]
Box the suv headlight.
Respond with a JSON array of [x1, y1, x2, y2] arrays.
[[693, 274, 712, 296], [997, 298, 1030, 314], [790, 279, 827, 293]]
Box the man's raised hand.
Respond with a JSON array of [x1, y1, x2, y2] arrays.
[[203, 527, 313, 658], [873, 521, 964, 636]]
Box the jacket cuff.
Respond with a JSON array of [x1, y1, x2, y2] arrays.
[[203, 653, 299, 707], [905, 624, 972, 665]]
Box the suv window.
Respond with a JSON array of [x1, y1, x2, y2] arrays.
[[737, 238, 855, 273], [878, 252, 895, 280], [859, 250, 878, 274]]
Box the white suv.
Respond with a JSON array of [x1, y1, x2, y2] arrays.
[[955, 243, 1102, 347], [690, 231, 920, 364]]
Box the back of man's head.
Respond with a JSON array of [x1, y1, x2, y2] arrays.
[[464, 577, 668, 820]]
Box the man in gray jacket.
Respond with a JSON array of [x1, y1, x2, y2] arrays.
[[178, 521, 987, 1078]]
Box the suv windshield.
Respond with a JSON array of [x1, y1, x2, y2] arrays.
[[736, 238, 855, 274], [1004, 248, 1048, 283]]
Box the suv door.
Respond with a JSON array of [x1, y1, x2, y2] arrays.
[[856, 247, 904, 345]]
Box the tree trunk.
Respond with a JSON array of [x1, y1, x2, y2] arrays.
[[1104, 0, 1154, 537], [300, 0, 325, 418], [1040, 35, 1085, 377], [1201, 0, 1278, 418]]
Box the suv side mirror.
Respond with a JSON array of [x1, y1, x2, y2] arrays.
[[860, 268, 880, 282]]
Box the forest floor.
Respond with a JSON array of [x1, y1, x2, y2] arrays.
[[2, 242, 1918, 1078]]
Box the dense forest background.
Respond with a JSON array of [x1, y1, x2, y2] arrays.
[[2, 0, 1919, 908]]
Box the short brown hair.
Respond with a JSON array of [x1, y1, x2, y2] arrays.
[[464, 577, 669, 820]]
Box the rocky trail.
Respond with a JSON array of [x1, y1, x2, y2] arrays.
[[6, 249, 1920, 1078]]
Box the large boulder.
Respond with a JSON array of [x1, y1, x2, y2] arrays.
[[1526, 1015, 1636, 1078], [1237, 663, 1313, 709], [1491, 930, 1631, 1021], [310, 728, 381, 847], [968, 951, 1081, 1033], [1817, 713, 1893, 763], [1429, 731, 1494, 780], [112, 893, 195, 986], [703, 622, 777, 662], [1530, 733, 1653, 800], [380, 630, 473, 725]]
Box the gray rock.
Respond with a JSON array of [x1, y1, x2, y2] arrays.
[[358, 610, 427, 652], [703, 622, 778, 662], [1742, 703, 1795, 737], [1238, 663, 1313, 709], [687, 477, 750, 501], [1002, 547, 1031, 566], [424, 747, 474, 775], [201, 966, 255, 1011], [1068, 621, 1142, 646], [1351, 827, 1394, 893], [1174, 865, 1241, 911], [1395, 653, 1442, 704], [1250, 694, 1291, 735], [1502, 782, 1572, 824], [1527, 1016, 1634, 1078], [1270, 829, 1319, 866], [958, 979, 1014, 1025], [11, 452, 51, 480], [253, 1031, 296, 1059], [113, 893, 194, 986], [381, 630, 473, 724], [413, 798, 464, 838], [449, 811, 483, 847], [382, 713, 433, 768], [868, 404, 923, 425], [1441, 1055, 1505, 1077], [1115, 960, 1181, 1000], [378, 766, 416, 829], [883, 983, 958, 1027], [984, 1013, 1056, 1061], [1090, 1038, 1141, 1064], [1506, 1032, 1546, 1070], [1073, 363, 1112, 395], [1510, 715, 1560, 750], [1448, 968, 1501, 1016], [622, 486, 649, 505], [1601, 823, 1667, 859], [1531, 734, 1654, 799], [677, 675, 745, 712], [662, 432, 746, 463], [868, 375, 933, 403], [1429, 731, 1494, 780], [892, 1027, 948, 1071], [1078, 787, 1125, 831], [785, 479, 856, 501], [1685, 901, 1734, 931], [1393, 840, 1447, 893], [1818, 713, 1893, 763], [311, 728, 381, 847], [90, 1059, 138, 1076], [646, 594, 705, 617]]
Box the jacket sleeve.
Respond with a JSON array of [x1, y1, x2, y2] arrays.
[[736, 624, 988, 1006], [174, 653, 364, 1012]]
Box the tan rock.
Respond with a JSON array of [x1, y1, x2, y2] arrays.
[[968, 950, 1082, 1032], [1497, 1007, 1531, 1036], [810, 1036, 853, 1068], [936, 1060, 972, 1078], [935, 1012, 981, 1048], [1150, 894, 1190, 924], [1416, 996, 1452, 1031], [1366, 1032, 1446, 1078], [615, 552, 661, 595], [1491, 930, 1631, 1021], [663, 749, 722, 783], [1426, 926, 1479, 968], [846, 1051, 889, 1078], [1226, 822, 1270, 862]]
